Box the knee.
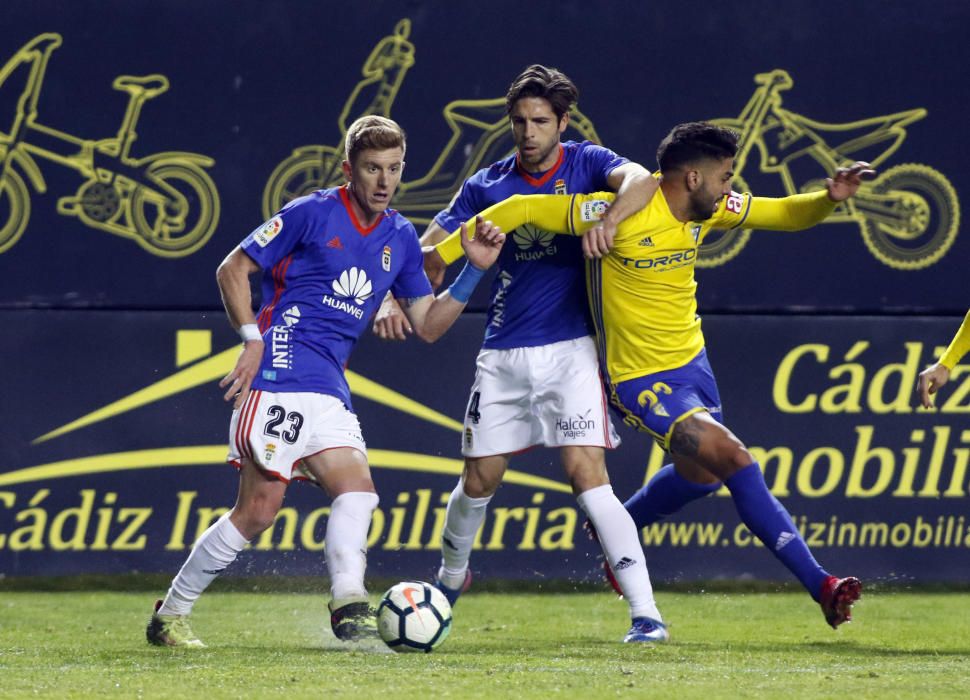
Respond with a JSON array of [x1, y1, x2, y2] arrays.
[[671, 416, 753, 479], [723, 442, 755, 476], [462, 463, 502, 497], [232, 496, 280, 538], [565, 463, 609, 495], [561, 448, 608, 493]]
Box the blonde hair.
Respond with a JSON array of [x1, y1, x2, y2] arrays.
[[344, 115, 406, 164]]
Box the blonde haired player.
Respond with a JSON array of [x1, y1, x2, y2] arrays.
[[146, 116, 504, 647]]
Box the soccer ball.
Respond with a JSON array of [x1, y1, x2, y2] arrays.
[[377, 581, 453, 653]]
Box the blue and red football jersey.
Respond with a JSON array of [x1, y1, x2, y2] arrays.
[[241, 185, 431, 410], [434, 140, 627, 349]]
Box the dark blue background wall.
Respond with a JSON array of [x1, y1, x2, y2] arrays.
[[1, 1, 967, 583]]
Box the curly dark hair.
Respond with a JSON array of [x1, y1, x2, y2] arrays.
[[656, 122, 739, 172]]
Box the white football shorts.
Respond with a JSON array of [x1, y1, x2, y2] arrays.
[[227, 390, 366, 483], [461, 336, 620, 457]]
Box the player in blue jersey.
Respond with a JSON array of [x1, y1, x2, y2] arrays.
[[374, 65, 667, 643], [431, 122, 870, 630], [146, 116, 505, 648]]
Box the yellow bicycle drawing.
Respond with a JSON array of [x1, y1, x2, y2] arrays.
[[702, 69, 959, 269], [262, 19, 602, 224], [0, 34, 220, 257]]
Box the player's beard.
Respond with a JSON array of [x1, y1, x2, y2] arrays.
[[686, 189, 717, 222], [518, 141, 559, 172]]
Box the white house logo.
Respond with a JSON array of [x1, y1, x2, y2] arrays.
[[512, 224, 557, 262], [555, 410, 596, 439], [271, 305, 301, 370], [323, 267, 372, 319], [282, 305, 301, 326]]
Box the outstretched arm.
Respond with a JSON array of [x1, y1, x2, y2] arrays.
[[434, 194, 597, 263], [401, 218, 506, 342], [826, 161, 875, 202], [740, 161, 875, 231], [917, 309, 970, 408], [743, 190, 838, 231]]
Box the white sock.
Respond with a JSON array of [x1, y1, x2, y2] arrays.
[[577, 484, 662, 622], [158, 512, 249, 617], [437, 479, 492, 589], [326, 491, 379, 604]]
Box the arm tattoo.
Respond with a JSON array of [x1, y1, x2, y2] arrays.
[[400, 297, 422, 308]]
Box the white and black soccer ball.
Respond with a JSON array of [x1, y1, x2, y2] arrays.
[[377, 581, 453, 653]]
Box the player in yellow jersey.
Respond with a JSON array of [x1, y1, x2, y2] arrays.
[[917, 310, 970, 408], [433, 122, 874, 630]]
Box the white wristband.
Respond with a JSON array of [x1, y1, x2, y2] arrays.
[[239, 323, 262, 342]]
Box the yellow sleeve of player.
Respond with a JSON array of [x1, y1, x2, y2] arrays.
[[940, 309, 970, 369], [710, 190, 836, 232], [433, 194, 613, 264]]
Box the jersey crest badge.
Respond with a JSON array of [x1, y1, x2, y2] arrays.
[[253, 216, 283, 247], [554, 178, 566, 195], [382, 245, 392, 272]]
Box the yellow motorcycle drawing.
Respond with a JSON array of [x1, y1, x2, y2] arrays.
[[262, 19, 602, 224], [0, 34, 220, 257], [703, 69, 959, 269]]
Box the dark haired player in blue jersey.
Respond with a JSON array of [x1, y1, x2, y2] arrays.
[[146, 116, 505, 648], [434, 122, 871, 631], [374, 65, 667, 643]]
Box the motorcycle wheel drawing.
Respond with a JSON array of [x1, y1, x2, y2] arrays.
[[855, 163, 960, 270], [701, 70, 958, 270]]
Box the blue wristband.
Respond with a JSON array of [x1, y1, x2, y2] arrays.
[[447, 262, 485, 304]]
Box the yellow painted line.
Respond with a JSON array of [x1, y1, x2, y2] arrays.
[[346, 372, 463, 432], [33, 346, 461, 444], [0, 446, 571, 493], [32, 349, 240, 444]]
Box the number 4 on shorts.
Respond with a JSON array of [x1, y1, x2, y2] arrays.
[[467, 391, 481, 425]]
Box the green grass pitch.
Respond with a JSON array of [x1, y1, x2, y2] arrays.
[[1, 588, 968, 698]]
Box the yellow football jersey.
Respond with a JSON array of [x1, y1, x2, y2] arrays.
[[940, 309, 970, 370], [577, 188, 754, 381], [435, 188, 835, 381]]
